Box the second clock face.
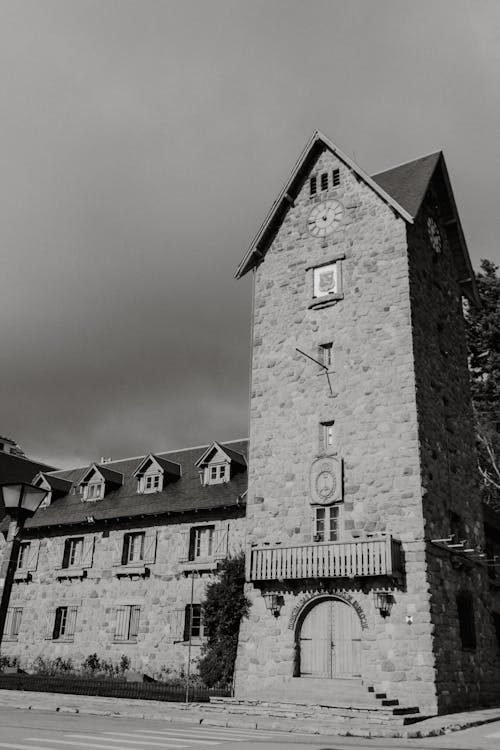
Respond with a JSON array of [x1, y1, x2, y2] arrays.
[[308, 200, 344, 237]]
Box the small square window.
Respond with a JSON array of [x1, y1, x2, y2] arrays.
[[332, 169, 340, 187], [85, 482, 103, 501], [309, 176, 317, 196], [320, 172, 328, 191], [143, 473, 161, 493], [313, 263, 339, 298]]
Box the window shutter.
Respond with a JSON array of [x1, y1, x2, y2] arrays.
[[130, 605, 141, 639], [164, 608, 184, 642], [27, 540, 40, 572], [112, 533, 125, 566], [12, 608, 22, 637], [4, 608, 13, 638], [66, 606, 78, 639], [183, 605, 191, 642], [179, 530, 190, 563], [214, 523, 229, 560], [81, 536, 95, 569], [114, 606, 128, 640], [50, 538, 66, 569], [44, 608, 56, 640], [143, 529, 157, 564]]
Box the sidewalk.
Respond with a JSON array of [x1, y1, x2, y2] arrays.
[[0, 689, 500, 739]]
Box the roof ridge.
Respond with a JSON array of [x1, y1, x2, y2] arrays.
[[372, 150, 442, 177], [47, 437, 249, 474]]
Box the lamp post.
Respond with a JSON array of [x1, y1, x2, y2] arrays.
[[0, 483, 48, 650]]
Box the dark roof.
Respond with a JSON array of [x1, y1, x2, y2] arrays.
[[0, 452, 57, 528], [25, 439, 248, 529], [133, 454, 181, 479], [39, 474, 73, 494], [371, 152, 442, 218]]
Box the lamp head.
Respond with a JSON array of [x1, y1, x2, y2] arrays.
[[1, 482, 49, 519]]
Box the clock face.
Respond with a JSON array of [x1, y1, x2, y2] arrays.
[[308, 200, 344, 238], [427, 216, 442, 253]]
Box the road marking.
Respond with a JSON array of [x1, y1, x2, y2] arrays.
[[25, 741, 156, 750], [135, 727, 284, 739], [131, 729, 269, 741], [28, 739, 186, 750], [65, 736, 187, 748], [102, 733, 219, 746], [0, 743, 75, 750]]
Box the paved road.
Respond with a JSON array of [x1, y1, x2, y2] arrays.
[[1, 708, 500, 750]]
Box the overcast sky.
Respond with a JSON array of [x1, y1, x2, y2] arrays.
[[1, 0, 499, 468]]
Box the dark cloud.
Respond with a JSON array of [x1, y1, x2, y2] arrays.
[[1, 0, 498, 466]]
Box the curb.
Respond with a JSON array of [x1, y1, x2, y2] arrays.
[[2, 698, 500, 739]]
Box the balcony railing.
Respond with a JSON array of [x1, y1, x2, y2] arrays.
[[246, 536, 403, 582]]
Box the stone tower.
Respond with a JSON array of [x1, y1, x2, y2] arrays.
[[234, 131, 500, 714]]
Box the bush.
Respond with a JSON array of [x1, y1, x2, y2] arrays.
[[0, 655, 19, 672], [31, 656, 73, 675], [198, 553, 249, 688]]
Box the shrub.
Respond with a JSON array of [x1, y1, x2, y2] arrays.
[[198, 553, 249, 688], [0, 655, 19, 672]]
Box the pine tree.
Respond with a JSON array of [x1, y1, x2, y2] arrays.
[[465, 259, 500, 509], [198, 553, 249, 688]]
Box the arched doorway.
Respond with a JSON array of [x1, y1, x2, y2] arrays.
[[297, 598, 362, 678]]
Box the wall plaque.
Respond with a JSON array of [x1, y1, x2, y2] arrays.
[[310, 456, 342, 505]]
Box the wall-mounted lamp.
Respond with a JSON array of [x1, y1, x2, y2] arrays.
[[263, 593, 284, 617], [373, 590, 394, 618]]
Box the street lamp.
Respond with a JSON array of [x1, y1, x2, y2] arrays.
[[0, 483, 48, 650]]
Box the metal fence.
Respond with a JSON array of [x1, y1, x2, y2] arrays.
[[0, 673, 231, 702]]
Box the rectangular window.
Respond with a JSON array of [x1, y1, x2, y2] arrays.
[[309, 176, 317, 196], [319, 343, 333, 368], [114, 605, 141, 642], [313, 263, 339, 298], [320, 172, 328, 191], [17, 542, 31, 570], [313, 505, 342, 542], [3, 607, 22, 640], [332, 168, 340, 187], [62, 537, 84, 568], [85, 482, 103, 501], [321, 420, 335, 452], [206, 463, 229, 485], [144, 474, 161, 493], [122, 532, 145, 564], [189, 525, 215, 561], [210, 466, 218, 480], [53, 605, 77, 641], [184, 604, 204, 640], [456, 592, 476, 650]]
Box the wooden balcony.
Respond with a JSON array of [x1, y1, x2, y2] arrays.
[[246, 536, 403, 582]]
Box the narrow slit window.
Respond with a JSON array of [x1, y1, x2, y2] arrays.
[[332, 168, 340, 187], [320, 172, 328, 191], [319, 343, 333, 368], [321, 420, 335, 452], [309, 176, 317, 196]]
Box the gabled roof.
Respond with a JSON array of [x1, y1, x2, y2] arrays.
[[195, 441, 247, 469], [133, 454, 181, 480], [24, 439, 248, 529], [235, 132, 478, 304], [78, 463, 123, 487], [372, 152, 442, 218], [235, 130, 413, 279], [34, 472, 72, 494]]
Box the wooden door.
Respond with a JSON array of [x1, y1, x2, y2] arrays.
[[299, 599, 361, 678]]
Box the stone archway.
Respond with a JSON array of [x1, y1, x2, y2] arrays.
[[295, 596, 362, 678]]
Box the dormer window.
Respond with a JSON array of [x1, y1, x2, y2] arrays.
[[195, 441, 246, 487], [133, 454, 180, 495], [206, 463, 229, 485], [77, 463, 123, 503], [84, 482, 104, 502], [33, 472, 72, 509]]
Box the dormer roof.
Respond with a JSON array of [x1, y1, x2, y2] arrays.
[[78, 463, 123, 488], [195, 441, 247, 470], [133, 454, 181, 481], [33, 472, 72, 495]]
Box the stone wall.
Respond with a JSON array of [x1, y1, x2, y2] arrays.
[[407, 200, 500, 711], [234, 146, 438, 714], [2, 508, 246, 677]]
